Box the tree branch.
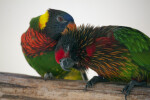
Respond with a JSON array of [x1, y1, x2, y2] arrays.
[[0, 72, 149, 100]]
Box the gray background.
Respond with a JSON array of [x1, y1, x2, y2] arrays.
[[0, 0, 150, 79]]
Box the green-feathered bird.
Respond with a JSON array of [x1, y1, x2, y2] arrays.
[[55, 25, 150, 99], [21, 9, 87, 80]]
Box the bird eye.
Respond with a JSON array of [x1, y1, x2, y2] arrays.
[[57, 16, 66, 23]]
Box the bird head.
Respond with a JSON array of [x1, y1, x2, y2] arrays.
[[55, 34, 78, 71], [30, 9, 76, 40], [55, 25, 95, 71]]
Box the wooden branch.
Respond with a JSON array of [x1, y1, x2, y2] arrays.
[[0, 72, 149, 100]]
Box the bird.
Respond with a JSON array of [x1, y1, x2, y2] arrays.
[[55, 25, 150, 99], [21, 9, 87, 81]]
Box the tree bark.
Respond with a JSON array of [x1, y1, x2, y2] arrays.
[[0, 72, 149, 100]]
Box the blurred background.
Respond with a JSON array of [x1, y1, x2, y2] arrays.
[[0, 0, 150, 80]]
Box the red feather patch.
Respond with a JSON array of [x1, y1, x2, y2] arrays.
[[85, 37, 115, 57], [21, 28, 57, 57], [55, 48, 65, 64], [96, 37, 112, 46], [55, 48, 69, 64], [86, 43, 96, 57]]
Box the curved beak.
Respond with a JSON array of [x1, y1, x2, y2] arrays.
[[62, 22, 76, 34], [59, 58, 75, 71]]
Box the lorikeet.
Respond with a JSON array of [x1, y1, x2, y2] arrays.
[[55, 25, 150, 99], [21, 9, 87, 80]]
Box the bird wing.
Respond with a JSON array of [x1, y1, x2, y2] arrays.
[[109, 26, 150, 71]]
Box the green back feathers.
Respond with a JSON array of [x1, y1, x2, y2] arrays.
[[29, 10, 49, 31], [30, 16, 40, 31], [113, 26, 150, 53], [113, 26, 150, 71]]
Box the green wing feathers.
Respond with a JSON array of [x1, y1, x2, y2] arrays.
[[113, 26, 150, 52], [113, 26, 150, 71]]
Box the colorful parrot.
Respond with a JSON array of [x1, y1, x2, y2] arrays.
[[21, 9, 87, 81], [55, 25, 150, 99]]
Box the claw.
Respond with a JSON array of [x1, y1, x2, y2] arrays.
[[122, 80, 147, 100], [44, 72, 54, 80], [84, 80, 93, 91], [84, 76, 108, 91]]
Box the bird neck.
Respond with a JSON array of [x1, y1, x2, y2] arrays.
[[21, 27, 57, 57]]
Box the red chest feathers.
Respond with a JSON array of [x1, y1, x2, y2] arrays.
[[21, 28, 57, 57]]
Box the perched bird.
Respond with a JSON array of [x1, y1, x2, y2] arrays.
[[21, 9, 87, 80], [55, 25, 150, 99]]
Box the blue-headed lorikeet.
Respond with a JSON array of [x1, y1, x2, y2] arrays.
[[21, 9, 87, 80], [55, 25, 150, 99]]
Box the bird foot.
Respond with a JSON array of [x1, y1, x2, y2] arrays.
[[44, 72, 54, 80], [85, 76, 108, 91], [122, 80, 147, 100]]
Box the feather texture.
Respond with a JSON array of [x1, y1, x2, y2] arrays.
[[56, 25, 150, 82]]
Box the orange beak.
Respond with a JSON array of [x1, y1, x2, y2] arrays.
[[62, 23, 76, 35]]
